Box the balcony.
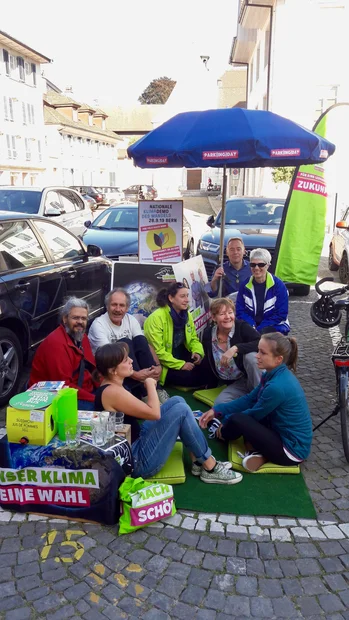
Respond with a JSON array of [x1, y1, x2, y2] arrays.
[[238, 0, 275, 29]]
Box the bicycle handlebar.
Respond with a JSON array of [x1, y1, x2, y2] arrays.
[[315, 277, 349, 298]]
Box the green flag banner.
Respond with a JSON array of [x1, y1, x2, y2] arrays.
[[275, 113, 328, 285]]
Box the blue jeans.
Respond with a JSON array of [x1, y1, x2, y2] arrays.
[[132, 396, 212, 479]]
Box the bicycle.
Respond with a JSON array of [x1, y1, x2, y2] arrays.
[[310, 276, 349, 462]]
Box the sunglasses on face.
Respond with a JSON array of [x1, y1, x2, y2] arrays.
[[250, 262, 267, 269]]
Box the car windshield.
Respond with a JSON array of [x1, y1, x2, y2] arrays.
[[216, 198, 285, 226], [92, 207, 138, 230], [0, 190, 42, 214]]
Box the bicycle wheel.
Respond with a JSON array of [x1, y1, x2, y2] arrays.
[[338, 369, 349, 462]]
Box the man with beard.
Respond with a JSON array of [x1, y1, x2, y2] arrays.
[[29, 297, 98, 410], [88, 288, 168, 402]]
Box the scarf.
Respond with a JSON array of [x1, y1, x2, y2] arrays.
[[169, 305, 188, 330]]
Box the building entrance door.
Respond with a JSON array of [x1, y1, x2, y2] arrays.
[[187, 169, 202, 190]]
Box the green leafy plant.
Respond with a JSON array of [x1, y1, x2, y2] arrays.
[[138, 77, 176, 105], [271, 167, 295, 186]]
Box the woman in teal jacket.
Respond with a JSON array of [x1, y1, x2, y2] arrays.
[[144, 282, 213, 388], [200, 332, 312, 472]]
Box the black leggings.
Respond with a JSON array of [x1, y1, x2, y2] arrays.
[[221, 413, 298, 466], [120, 335, 156, 397], [165, 351, 217, 389]]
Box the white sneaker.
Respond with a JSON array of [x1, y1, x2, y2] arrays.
[[200, 461, 243, 485], [157, 388, 170, 404], [242, 453, 265, 472]]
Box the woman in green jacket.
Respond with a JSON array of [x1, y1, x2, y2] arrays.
[[144, 282, 214, 388]]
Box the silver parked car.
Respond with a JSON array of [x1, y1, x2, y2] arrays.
[[329, 208, 349, 282], [101, 186, 125, 205], [0, 186, 93, 236]]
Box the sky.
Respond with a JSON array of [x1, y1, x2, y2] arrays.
[[1, 0, 239, 106]]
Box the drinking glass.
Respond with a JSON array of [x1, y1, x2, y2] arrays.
[[107, 412, 116, 439], [115, 411, 124, 432], [64, 421, 81, 447], [91, 418, 106, 447]]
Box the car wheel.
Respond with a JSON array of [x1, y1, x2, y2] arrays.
[[0, 327, 23, 407], [291, 284, 310, 296], [328, 245, 339, 271], [185, 239, 195, 260], [339, 254, 349, 283]]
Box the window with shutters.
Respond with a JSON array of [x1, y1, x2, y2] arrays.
[[3, 50, 9, 76], [11, 136, 17, 159], [31, 63, 36, 86], [3, 97, 9, 121], [9, 55, 17, 78], [22, 102, 27, 125], [17, 57, 25, 81], [8, 98, 14, 122], [6, 135, 11, 158], [31, 105, 35, 124], [25, 138, 31, 161], [6, 135, 16, 159], [27, 103, 32, 124]]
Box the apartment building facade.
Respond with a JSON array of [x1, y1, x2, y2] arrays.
[[0, 30, 50, 186], [44, 90, 122, 187], [231, 0, 349, 198]]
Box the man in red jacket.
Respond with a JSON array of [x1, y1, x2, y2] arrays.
[[29, 297, 99, 410]]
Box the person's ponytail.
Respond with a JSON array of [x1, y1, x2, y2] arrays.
[[287, 336, 298, 373]]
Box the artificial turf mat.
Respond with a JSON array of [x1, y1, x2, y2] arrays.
[[167, 388, 316, 518]]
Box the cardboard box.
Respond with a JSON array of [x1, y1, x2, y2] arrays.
[[114, 424, 131, 445], [6, 404, 57, 446]]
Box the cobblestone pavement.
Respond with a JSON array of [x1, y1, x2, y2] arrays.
[[2, 262, 349, 618]]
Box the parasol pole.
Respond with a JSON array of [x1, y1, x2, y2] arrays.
[[218, 165, 228, 297]]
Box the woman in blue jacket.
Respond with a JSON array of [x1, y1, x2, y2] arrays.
[[236, 248, 290, 335], [199, 332, 312, 472]]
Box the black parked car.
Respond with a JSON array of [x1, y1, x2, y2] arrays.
[[0, 212, 112, 406]]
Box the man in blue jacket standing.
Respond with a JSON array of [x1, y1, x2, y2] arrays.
[[205, 237, 251, 298], [236, 248, 290, 335]]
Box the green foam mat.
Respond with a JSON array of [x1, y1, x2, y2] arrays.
[[167, 388, 316, 518], [146, 441, 185, 485]]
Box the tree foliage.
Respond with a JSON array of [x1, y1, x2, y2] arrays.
[[138, 76, 176, 105], [271, 167, 295, 186]]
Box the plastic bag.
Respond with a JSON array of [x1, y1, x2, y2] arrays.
[[118, 476, 176, 535]]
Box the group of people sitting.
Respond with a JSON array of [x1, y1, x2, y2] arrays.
[[28, 237, 312, 485]]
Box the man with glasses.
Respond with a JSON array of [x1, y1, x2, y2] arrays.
[[236, 248, 290, 334], [205, 237, 251, 298], [29, 297, 98, 410]]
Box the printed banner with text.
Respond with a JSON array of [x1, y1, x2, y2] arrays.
[[0, 437, 124, 524], [172, 255, 210, 334], [138, 200, 183, 263]]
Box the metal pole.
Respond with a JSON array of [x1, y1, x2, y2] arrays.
[[218, 166, 227, 297], [333, 192, 338, 232]]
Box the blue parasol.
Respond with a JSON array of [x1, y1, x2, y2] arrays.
[[127, 108, 335, 169], [128, 108, 336, 290]]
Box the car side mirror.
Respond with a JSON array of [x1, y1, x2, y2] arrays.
[[84, 220, 92, 228], [45, 204, 61, 216], [336, 221, 349, 229], [206, 214, 215, 228], [87, 244, 102, 257]]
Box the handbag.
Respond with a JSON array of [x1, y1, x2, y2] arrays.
[[118, 476, 176, 535]]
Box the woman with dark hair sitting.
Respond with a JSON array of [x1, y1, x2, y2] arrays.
[[94, 341, 242, 484], [143, 282, 214, 388], [200, 332, 312, 472]]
